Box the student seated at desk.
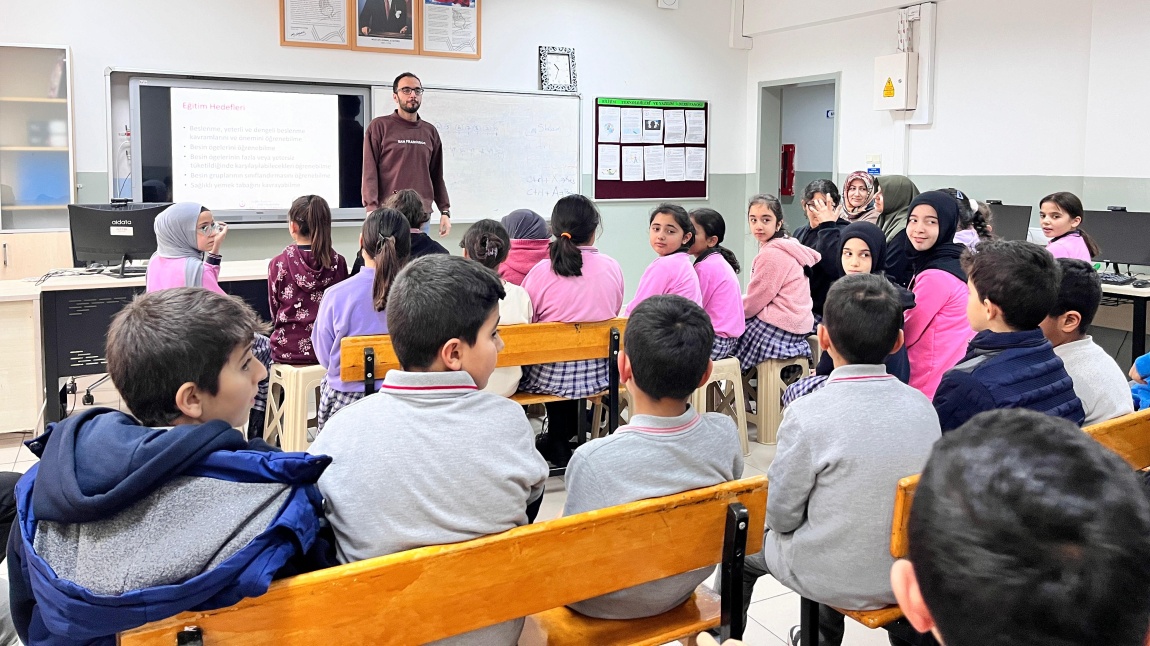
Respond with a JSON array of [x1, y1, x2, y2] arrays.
[[7, 288, 331, 646], [145, 202, 273, 433], [308, 255, 548, 646], [743, 274, 941, 646], [932, 240, 1084, 432], [891, 409, 1150, 646], [1040, 259, 1133, 424], [1039, 192, 1100, 262], [563, 295, 743, 620]]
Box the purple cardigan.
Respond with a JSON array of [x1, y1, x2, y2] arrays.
[[311, 268, 388, 392]]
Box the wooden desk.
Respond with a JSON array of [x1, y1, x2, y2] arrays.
[[1102, 283, 1150, 358], [0, 260, 271, 430]]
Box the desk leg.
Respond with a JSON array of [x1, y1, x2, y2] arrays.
[[1134, 296, 1147, 361], [41, 291, 63, 425]]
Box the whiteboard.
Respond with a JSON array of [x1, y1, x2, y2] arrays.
[[371, 87, 581, 223]]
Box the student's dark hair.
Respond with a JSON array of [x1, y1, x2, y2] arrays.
[[361, 208, 412, 312], [648, 203, 694, 252], [822, 274, 902, 365], [392, 72, 420, 94], [462, 219, 510, 271], [549, 194, 601, 278], [384, 188, 429, 230], [966, 240, 1061, 330], [689, 208, 740, 273], [909, 408, 1150, 646], [940, 188, 994, 241], [288, 195, 336, 269], [387, 255, 506, 370], [1041, 191, 1101, 258], [624, 295, 713, 400], [748, 193, 788, 241], [106, 288, 268, 427], [801, 178, 841, 210], [1050, 258, 1102, 335]]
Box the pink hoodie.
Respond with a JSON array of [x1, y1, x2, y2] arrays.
[[743, 237, 821, 335], [499, 239, 551, 286], [904, 268, 974, 399]]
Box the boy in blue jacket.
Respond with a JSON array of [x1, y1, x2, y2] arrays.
[[7, 287, 332, 646], [932, 240, 1084, 431]]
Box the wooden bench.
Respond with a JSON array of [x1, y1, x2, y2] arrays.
[[118, 476, 767, 646], [796, 474, 918, 645], [340, 319, 627, 473], [1083, 407, 1150, 470]]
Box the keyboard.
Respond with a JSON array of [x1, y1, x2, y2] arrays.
[[1099, 272, 1136, 286]]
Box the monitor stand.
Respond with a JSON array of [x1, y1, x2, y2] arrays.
[[110, 254, 146, 279]]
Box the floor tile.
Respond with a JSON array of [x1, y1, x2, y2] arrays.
[[11, 460, 37, 474], [538, 476, 568, 521], [0, 433, 28, 467], [744, 441, 778, 473], [740, 617, 788, 645], [748, 592, 800, 645]]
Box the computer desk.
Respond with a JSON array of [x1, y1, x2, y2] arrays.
[[1102, 283, 1150, 359], [29, 260, 271, 425]]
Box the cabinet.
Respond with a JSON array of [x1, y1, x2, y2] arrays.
[[0, 44, 75, 231], [0, 230, 73, 280]]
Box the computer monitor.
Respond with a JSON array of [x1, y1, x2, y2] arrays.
[[985, 203, 1033, 242], [1084, 210, 1150, 266], [69, 203, 170, 273]]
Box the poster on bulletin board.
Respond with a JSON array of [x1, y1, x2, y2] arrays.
[[594, 97, 708, 201]]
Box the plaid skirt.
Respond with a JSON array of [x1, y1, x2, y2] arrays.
[[253, 333, 272, 412], [782, 375, 829, 408], [711, 335, 739, 361], [520, 359, 610, 400], [734, 318, 812, 369], [317, 378, 366, 433]]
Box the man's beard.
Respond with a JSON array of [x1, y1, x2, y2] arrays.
[[400, 102, 420, 114]]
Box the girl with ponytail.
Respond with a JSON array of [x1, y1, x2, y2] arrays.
[[520, 194, 624, 467], [312, 207, 411, 431], [688, 208, 745, 359], [269, 195, 349, 365], [462, 219, 534, 397], [1040, 191, 1101, 261], [625, 203, 703, 315]]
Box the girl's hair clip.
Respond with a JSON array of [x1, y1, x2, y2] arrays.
[[560, 232, 572, 239]]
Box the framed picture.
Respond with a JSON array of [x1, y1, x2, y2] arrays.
[[350, 0, 419, 54], [539, 46, 577, 93], [280, 0, 351, 49], [421, 0, 481, 59]]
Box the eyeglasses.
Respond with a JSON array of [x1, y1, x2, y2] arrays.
[[197, 221, 223, 236], [398, 87, 424, 96]]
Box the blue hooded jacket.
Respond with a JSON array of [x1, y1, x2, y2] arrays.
[[7, 408, 332, 645]]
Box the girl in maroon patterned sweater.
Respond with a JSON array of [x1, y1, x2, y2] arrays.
[[267, 195, 349, 364]]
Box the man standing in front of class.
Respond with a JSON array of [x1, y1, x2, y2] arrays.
[[362, 72, 452, 236]]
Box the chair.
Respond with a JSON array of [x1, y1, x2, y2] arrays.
[[691, 357, 750, 455], [745, 356, 809, 444], [807, 334, 821, 367], [263, 363, 326, 452]]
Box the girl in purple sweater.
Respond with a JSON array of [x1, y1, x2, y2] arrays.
[[312, 208, 411, 431], [1040, 191, 1100, 262], [268, 195, 349, 365], [626, 204, 702, 315], [688, 208, 744, 360]]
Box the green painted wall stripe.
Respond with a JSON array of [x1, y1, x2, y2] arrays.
[[597, 98, 706, 108]]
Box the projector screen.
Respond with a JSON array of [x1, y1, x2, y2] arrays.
[[129, 77, 370, 222]]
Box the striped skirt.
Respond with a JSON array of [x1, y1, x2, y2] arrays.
[[520, 359, 611, 400], [782, 375, 829, 408], [253, 333, 272, 412], [711, 335, 739, 361], [317, 378, 366, 433], [734, 318, 812, 369]]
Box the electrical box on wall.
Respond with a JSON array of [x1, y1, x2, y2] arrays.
[[874, 52, 919, 111]]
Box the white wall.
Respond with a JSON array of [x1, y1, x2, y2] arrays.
[[0, 0, 751, 184], [743, 0, 910, 35], [1084, 0, 1150, 179], [780, 83, 835, 172]]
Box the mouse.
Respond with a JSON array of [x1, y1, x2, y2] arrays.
[[1133, 280, 1150, 289]]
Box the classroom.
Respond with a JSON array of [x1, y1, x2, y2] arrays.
[[2, 1, 1150, 645]]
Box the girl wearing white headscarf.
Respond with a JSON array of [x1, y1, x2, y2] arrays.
[[145, 202, 228, 294]]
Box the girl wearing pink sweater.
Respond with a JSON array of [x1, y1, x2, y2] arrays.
[[1040, 192, 1100, 262], [688, 208, 744, 360], [625, 204, 702, 315], [903, 191, 974, 399], [734, 194, 821, 370]]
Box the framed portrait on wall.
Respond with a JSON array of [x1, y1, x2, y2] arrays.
[[280, 0, 351, 49], [421, 0, 481, 59], [350, 0, 419, 53]]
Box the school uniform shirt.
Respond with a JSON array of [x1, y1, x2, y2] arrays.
[[563, 408, 743, 619], [309, 370, 548, 646], [1046, 231, 1092, 261], [311, 267, 389, 392], [1053, 337, 1133, 425], [484, 281, 533, 398], [694, 252, 745, 339], [743, 238, 821, 335], [268, 245, 349, 365], [762, 365, 940, 610], [933, 329, 1085, 432], [521, 247, 624, 323], [145, 254, 223, 295], [362, 111, 450, 214], [625, 252, 702, 316], [904, 269, 973, 400]]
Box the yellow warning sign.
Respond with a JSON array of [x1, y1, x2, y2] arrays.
[[883, 78, 896, 98]]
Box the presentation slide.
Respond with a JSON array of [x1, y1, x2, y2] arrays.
[[170, 87, 339, 210]]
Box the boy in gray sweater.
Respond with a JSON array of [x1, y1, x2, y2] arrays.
[[563, 295, 744, 619], [744, 274, 941, 646], [309, 255, 549, 646]]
